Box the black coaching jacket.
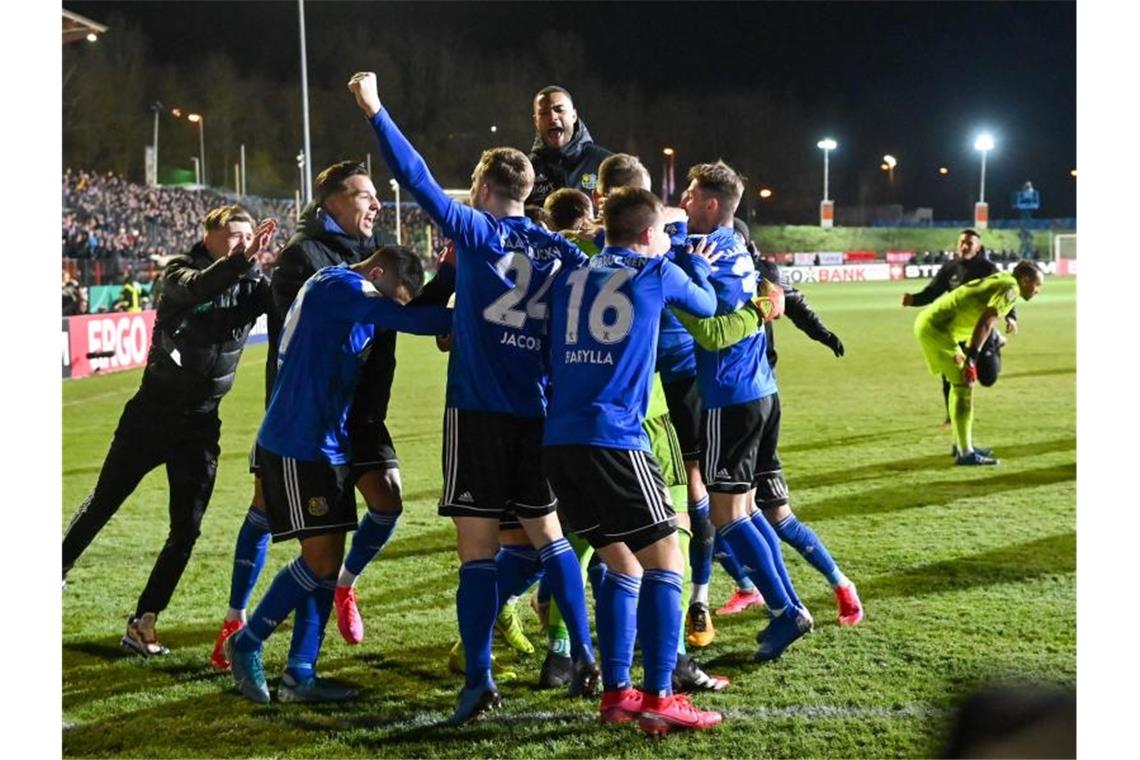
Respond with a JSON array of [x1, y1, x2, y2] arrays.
[[756, 257, 844, 369], [142, 243, 271, 413], [526, 119, 612, 207]]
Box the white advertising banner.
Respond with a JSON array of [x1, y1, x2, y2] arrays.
[[782, 263, 892, 284]]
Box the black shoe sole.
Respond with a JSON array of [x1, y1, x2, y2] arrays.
[[538, 653, 573, 689], [121, 635, 168, 657], [568, 665, 600, 698], [448, 690, 502, 725]]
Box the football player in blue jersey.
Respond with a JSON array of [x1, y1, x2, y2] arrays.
[[677, 161, 813, 662], [224, 247, 452, 704], [636, 154, 721, 649], [543, 186, 723, 735], [591, 154, 732, 689], [349, 71, 599, 724], [680, 219, 864, 627], [210, 161, 452, 670]]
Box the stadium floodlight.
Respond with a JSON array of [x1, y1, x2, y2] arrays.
[[759, 188, 773, 199], [390, 178, 402, 245], [817, 138, 836, 201], [663, 147, 675, 156], [882, 154, 897, 184], [86, 32, 98, 43], [490, 125, 498, 133], [939, 166, 949, 175], [1070, 169, 1077, 177], [974, 132, 994, 203]]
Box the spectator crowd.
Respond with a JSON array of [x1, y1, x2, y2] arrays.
[[61, 171, 445, 316]]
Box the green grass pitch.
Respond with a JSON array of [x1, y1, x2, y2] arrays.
[[62, 278, 1076, 758]]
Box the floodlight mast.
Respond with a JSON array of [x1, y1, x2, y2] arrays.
[[817, 138, 837, 201]]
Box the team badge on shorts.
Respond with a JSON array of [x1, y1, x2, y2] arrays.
[[308, 496, 329, 517]]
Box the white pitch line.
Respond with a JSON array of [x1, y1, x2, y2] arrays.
[[62, 389, 132, 407], [359, 704, 936, 734], [62, 704, 935, 736]]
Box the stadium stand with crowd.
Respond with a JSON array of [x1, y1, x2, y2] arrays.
[[61, 170, 441, 314]]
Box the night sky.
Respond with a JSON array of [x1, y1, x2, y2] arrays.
[[65, 1, 1076, 219]]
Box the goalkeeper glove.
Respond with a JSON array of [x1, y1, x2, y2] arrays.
[[962, 345, 979, 384], [823, 332, 845, 357], [751, 279, 785, 321]]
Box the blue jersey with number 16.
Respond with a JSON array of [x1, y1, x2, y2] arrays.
[[544, 246, 717, 451]]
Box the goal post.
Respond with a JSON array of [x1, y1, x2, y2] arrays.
[[1053, 233, 1077, 262]]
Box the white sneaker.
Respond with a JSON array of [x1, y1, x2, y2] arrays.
[[121, 612, 170, 656]]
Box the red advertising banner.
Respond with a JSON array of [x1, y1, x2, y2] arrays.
[[885, 250, 915, 264], [844, 250, 878, 263], [974, 202, 989, 230], [65, 311, 156, 380], [61, 319, 71, 379]]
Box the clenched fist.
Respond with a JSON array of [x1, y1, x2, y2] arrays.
[[348, 72, 382, 117]]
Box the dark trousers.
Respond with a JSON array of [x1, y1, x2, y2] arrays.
[[63, 392, 221, 619]]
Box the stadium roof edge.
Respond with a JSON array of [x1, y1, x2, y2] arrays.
[[63, 9, 109, 45]]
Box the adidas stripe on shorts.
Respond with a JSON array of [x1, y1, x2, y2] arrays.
[[437, 408, 557, 522], [543, 445, 678, 554]]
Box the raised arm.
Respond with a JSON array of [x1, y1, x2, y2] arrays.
[[348, 72, 491, 250]]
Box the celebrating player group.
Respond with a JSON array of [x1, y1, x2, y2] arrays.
[[62, 69, 1044, 736]]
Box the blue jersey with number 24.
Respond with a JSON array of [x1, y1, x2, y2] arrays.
[[368, 108, 588, 418]]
